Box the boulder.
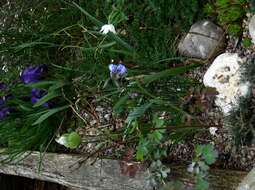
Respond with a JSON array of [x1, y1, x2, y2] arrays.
[[178, 20, 225, 59], [203, 53, 250, 114]]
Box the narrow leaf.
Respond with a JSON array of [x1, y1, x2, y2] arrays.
[[107, 32, 135, 52], [48, 82, 66, 92], [113, 94, 129, 113], [143, 64, 199, 84], [26, 81, 57, 89], [72, 2, 103, 26], [33, 91, 60, 108], [32, 105, 69, 125], [126, 102, 153, 124]]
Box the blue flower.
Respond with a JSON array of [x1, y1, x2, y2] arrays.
[[31, 88, 46, 97], [0, 107, 11, 120], [21, 65, 48, 84], [30, 88, 51, 108], [0, 98, 5, 106], [0, 82, 6, 90], [31, 96, 50, 108], [108, 63, 127, 79]]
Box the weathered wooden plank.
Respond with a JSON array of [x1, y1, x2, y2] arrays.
[[0, 152, 250, 190], [169, 165, 248, 190], [0, 152, 150, 190]]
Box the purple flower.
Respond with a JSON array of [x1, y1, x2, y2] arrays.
[[31, 88, 46, 97], [31, 96, 50, 108], [0, 107, 11, 120], [128, 92, 139, 99], [30, 88, 50, 108], [0, 82, 6, 90], [0, 98, 5, 106], [109, 63, 127, 79], [21, 65, 48, 84]]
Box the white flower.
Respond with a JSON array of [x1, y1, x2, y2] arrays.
[[100, 24, 116, 34], [209, 127, 218, 136]]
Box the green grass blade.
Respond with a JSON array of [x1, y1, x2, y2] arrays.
[[33, 91, 61, 108], [143, 64, 199, 84], [26, 81, 58, 89], [32, 105, 69, 126], [126, 102, 153, 125], [72, 2, 103, 26], [113, 94, 129, 113], [13, 42, 57, 51], [107, 32, 135, 52]]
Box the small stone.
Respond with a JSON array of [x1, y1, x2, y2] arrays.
[[178, 20, 225, 59], [209, 127, 218, 136], [95, 106, 104, 112], [104, 113, 111, 121], [89, 120, 97, 126]]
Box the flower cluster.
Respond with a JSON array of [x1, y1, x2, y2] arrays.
[[21, 64, 50, 108], [108, 63, 127, 79], [0, 65, 50, 121]]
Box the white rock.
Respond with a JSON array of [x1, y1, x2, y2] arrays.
[[209, 127, 218, 136], [249, 15, 255, 44], [203, 53, 250, 114]]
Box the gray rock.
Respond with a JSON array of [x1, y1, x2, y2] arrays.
[[238, 168, 255, 190], [178, 20, 225, 59], [249, 14, 255, 44]]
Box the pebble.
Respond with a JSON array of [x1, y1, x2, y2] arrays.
[[95, 106, 104, 112]]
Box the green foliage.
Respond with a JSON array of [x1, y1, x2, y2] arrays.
[[135, 115, 166, 161], [0, 79, 72, 160], [252, 1, 255, 12], [188, 144, 218, 190], [194, 144, 218, 165], [204, 0, 248, 36], [242, 37, 252, 48], [226, 60, 255, 145]]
